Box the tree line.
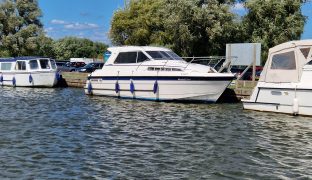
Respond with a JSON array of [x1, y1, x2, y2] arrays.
[[110, 0, 306, 64], [0, 0, 107, 60], [0, 0, 307, 63]]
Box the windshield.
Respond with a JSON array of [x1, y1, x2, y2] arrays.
[[146, 51, 182, 60]]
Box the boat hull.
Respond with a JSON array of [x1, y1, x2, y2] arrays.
[[85, 76, 233, 102], [0, 71, 58, 87], [242, 86, 312, 116]]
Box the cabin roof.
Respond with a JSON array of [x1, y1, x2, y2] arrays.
[[0, 56, 50, 62], [269, 39, 312, 53], [107, 46, 171, 53]]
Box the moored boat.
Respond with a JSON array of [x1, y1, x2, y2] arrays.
[[85, 46, 235, 102], [242, 40, 312, 116], [0, 57, 59, 87]]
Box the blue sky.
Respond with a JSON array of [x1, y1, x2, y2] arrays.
[[38, 0, 312, 45], [38, 0, 125, 44]]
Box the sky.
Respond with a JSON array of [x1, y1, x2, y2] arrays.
[[38, 0, 125, 44], [38, 0, 312, 45]]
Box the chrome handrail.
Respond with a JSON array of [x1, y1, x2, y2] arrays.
[[182, 56, 237, 72]]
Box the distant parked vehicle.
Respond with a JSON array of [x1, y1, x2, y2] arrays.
[[57, 61, 86, 72], [55, 61, 68, 71], [231, 66, 263, 80], [56, 61, 66, 66], [76, 62, 104, 73]]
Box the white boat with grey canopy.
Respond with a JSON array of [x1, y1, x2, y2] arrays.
[[242, 40, 312, 116]]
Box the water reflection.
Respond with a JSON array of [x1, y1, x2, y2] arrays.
[[0, 87, 311, 179]]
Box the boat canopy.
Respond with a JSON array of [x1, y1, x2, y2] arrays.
[[259, 40, 312, 83]]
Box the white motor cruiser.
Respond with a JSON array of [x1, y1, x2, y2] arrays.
[[85, 46, 235, 102], [0, 57, 59, 87], [242, 40, 312, 116]]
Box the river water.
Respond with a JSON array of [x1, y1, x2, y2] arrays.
[[0, 87, 311, 179]]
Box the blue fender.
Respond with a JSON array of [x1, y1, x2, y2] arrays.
[[130, 80, 135, 94], [29, 74, 33, 83], [55, 72, 61, 81], [153, 80, 158, 94], [12, 77, 16, 86], [115, 81, 120, 93], [87, 82, 92, 94]]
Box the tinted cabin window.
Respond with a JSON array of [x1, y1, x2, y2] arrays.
[[300, 48, 310, 59], [40, 59, 50, 69], [16, 61, 26, 70], [29, 60, 39, 69], [1, 63, 12, 70], [137, 52, 148, 63], [115, 52, 137, 64], [271, 51, 296, 70], [146, 51, 162, 59]]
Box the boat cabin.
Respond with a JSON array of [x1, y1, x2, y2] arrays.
[[0, 57, 57, 72], [259, 40, 312, 83], [105, 46, 183, 65]]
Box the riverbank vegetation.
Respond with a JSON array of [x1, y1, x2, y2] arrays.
[[0, 0, 308, 63], [0, 0, 107, 60], [110, 0, 307, 63]]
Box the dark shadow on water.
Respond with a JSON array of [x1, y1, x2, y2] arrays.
[[217, 88, 240, 103]]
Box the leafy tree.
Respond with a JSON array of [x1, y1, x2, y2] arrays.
[[37, 35, 55, 57], [53, 37, 108, 60], [242, 0, 306, 64], [110, 0, 307, 61], [0, 0, 44, 57], [15, 0, 42, 27], [163, 0, 243, 56], [110, 0, 244, 56], [110, 0, 166, 46]]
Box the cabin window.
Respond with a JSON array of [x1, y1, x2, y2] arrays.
[[39, 59, 50, 69], [166, 51, 183, 60], [146, 51, 174, 60], [50, 60, 56, 69], [104, 51, 111, 62], [147, 67, 182, 71], [115, 52, 137, 64], [29, 60, 39, 69], [271, 51, 296, 70], [16, 61, 26, 70], [300, 48, 310, 59], [1, 63, 12, 70], [114, 51, 149, 64], [146, 51, 182, 60], [137, 52, 149, 63]]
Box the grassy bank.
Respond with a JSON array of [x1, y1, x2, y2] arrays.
[[59, 72, 88, 88]]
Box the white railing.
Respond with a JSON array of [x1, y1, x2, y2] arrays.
[[182, 56, 237, 72]]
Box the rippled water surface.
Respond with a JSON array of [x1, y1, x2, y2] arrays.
[[0, 87, 311, 179]]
